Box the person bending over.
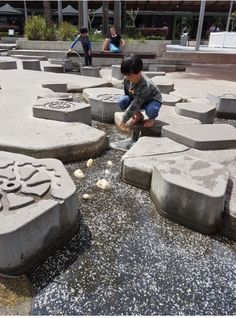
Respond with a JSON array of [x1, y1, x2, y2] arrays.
[[117, 54, 162, 131], [68, 26, 92, 66], [102, 26, 125, 53]]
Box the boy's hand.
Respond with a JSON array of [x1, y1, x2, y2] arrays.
[[117, 121, 130, 133]]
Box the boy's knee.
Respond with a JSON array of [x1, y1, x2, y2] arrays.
[[118, 95, 130, 111], [145, 101, 161, 119]]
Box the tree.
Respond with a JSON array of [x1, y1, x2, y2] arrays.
[[126, 7, 139, 27], [231, 11, 236, 31], [43, 0, 53, 27]]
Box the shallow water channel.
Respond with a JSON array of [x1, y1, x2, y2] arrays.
[[28, 118, 236, 315]]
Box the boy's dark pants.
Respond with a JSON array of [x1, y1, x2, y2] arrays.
[[83, 44, 92, 66]]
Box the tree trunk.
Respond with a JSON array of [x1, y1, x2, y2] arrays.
[[102, 1, 109, 36], [78, 0, 84, 30], [43, 0, 53, 27], [114, 0, 121, 34], [121, 1, 126, 34]]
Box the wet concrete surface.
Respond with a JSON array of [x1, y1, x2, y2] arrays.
[[29, 121, 236, 315]]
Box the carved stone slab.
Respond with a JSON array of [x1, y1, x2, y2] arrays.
[[33, 98, 91, 125], [83, 88, 123, 123], [81, 66, 101, 77], [162, 123, 236, 150], [207, 92, 236, 118], [22, 60, 41, 71], [175, 102, 216, 124], [150, 155, 229, 234], [151, 76, 175, 94], [0, 61, 17, 70], [0, 151, 78, 275]]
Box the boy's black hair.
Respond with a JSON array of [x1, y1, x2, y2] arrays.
[[120, 54, 143, 75], [80, 26, 88, 34]]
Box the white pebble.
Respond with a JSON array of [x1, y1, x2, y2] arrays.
[[96, 179, 110, 190], [105, 169, 110, 175], [107, 160, 113, 167], [86, 158, 94, 167], [73, 169, 85, 179], [82, 193, 91, 200]]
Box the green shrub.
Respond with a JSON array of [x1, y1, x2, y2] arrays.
[[24, 16, 57, 40], [24, 16, 47, 40], [56, 21, 77, 41], [145, 35, 165, 40], [89, 30, 104, 42], [125, 25, 139, 38]]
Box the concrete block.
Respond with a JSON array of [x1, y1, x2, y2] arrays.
[[111, 65, 123, 80], [149, 64, 176, 72], [89, 93, 122, 123], [121, 137, 189, 189], [81, 66, 101, 77], [143, 71, 166, 78], [151, 76, 175, 94], [207, 92, 236, 119], [121, 136, 236, 240], [0, 152, 79, 275], [150, 155, 229, 234], [41, 83, 67, 93], [44, 65, 64, 73], [162, 93, 183, 106], [33, 98, 91, 125], [37, 92, 73, 101], [48, 58, 73, 72], [175, 102, 216, 124], [162, 124, 236, 150], [22, 60, 41, 71], [0, 61, 17, 70], [83, 87, 123, 103], [13, 55, 47, 61]]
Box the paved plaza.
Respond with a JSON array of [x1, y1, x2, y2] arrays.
[[0, 53, 235, 315]]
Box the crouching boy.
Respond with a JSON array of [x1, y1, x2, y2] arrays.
[[117, 54, 162, 131]]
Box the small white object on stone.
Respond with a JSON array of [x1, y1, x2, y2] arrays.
[[82, 193, 91, 200], [107, 160, 113, 167], [105, 169, 110, 175], [96, 179, 110, 190], [87, 159, 94, 167], [73, 169, 85, 179]]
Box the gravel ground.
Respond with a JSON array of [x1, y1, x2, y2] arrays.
[[29, 121, 236, 316]]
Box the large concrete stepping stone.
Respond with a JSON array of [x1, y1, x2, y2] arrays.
[[121, 136, 236, 240], [162, 124, 236, 150], [48, 58, 73, 72], [175, 102, 216, 124], [33, 98, 91, 124], [207, 92, 236, 119], [22, 60, 41, 71], [121, 137, 189, 189], [0, 60, 17, 70], [150, 155, 229, 234], [42, 82, 67, 92], [37, 92, 73, 101], [83, 87, 123, 123], [111, 65, 123, 80], [143, 71, 166, 78], [149, 64, 176, 72], [162, 93, 183, 106], [44, 65, 64, 73], [151, 76, 175, 94], [81, 66, 101, 77], [0, 151, 78, 275]]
